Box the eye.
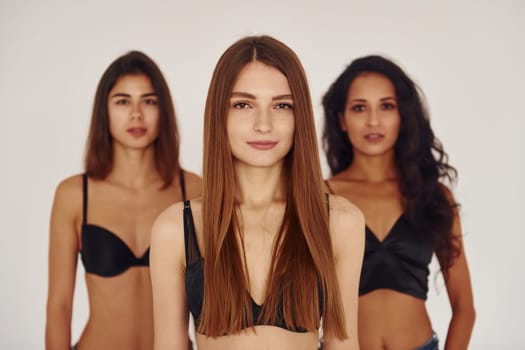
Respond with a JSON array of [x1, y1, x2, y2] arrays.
[[144, 98, 158, 105], [115, 99, 130, 105], [275, 103, 294, 110], [351, 104, 366, 112], [382, 102, 396, 110], [232, 102, 251, 109]]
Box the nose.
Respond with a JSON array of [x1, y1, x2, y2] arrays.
[[253, 108, 272, 133], [365, 108, 379, 126], [130, 103, 143, 121]]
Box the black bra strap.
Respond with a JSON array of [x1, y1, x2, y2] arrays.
[[179, 169, 187, 201], [183, 200, 202, 265], [183, 200, 191, 264], [82, 173, 88, 224]]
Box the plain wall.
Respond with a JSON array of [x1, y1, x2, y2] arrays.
[[1, 0, 523, 348]]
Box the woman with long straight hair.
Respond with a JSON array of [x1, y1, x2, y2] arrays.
[[150, 35, 365, 350], [322, 55, 475, 349], [45, 51, 202, 350]]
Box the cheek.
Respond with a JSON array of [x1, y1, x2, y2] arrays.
[[283, 118, 295, 138], [151, 120, 160, 139], [226, 116, 243, 150], [108, 114, 120, 136], [388, 115, 401, 138], [108, 106, 126, 125], [340, 111, 361, 133], [343, 119, 362, 142], [225, 115, 236, 139], [151, 113, 160, 130]]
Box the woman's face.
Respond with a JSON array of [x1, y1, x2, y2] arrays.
[[339, 72, 401, 159], [227, 61, 295, 169], [107, 73, 160, 150]]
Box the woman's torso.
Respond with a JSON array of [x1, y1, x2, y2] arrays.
[[76, 173, 186, 350], [184, 199, 321, 350], [326, 177, 433, 350]]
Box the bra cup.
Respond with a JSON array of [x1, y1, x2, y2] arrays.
[[79, 170, 186, 278], [359, 217, 433, 299], [81, 224, 150, 277]]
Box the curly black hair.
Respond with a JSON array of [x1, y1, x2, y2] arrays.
[[322, 55, 460, 276]]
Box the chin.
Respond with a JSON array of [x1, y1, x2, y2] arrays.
[[362, 150, 394, 157], [235, 157, 285, 168], [128, 142, 155, 150]]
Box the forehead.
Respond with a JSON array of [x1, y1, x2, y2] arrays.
[[348, 72, 396, 98], [111, 73, 154, 92], [232, 61, 291, 94]]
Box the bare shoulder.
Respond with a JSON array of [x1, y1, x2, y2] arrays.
[[152, 201, 186, 239], [181, 169, 203, 199], [151, 198, 202, 268], [152, 198, 202, 244], [328, 194, 365, 255], [52, 174, 84, 217], [49, 174, 85, 242], [328, 194, 364, 226], [54, 174, 83, 200]]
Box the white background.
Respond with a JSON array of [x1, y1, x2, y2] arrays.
[[1, 0, 523, 348]]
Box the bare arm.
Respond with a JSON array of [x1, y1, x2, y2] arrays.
[[440, 187, 476, 349], [324, 195, 365, 350], [45, 177, 81, 350], [150, 202, 191, 350]]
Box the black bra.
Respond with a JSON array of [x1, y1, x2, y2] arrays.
[[183, 200, 323, 333], [324, 180, 433, 300], [359, 215, 433, 299], [80, 171, 186, 277]]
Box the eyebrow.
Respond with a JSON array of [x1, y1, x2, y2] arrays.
[[349, 97, 396, 103], [110, 92, 157, 98], [231, 92, 293, 101]]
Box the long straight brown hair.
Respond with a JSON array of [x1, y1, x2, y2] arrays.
[[84, 51, 180, 187], [200, 35, 347, 339]]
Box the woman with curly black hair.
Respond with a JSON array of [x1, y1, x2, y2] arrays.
[[322, 55, 475, 350]]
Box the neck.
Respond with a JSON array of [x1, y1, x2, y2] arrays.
[[233, 162, 286, 209], [344, 151, 398, 183], [108, 144, 161, 188]]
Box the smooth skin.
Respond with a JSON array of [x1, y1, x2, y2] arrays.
[[150, 62, 365, 350], [326, 72, 475, 350], [45, 74, 202, 350]]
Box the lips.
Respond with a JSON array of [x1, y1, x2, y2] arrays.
[[127, 127, 147, 137], [247, 141, 278, 150], [364, 133, 384, 142]]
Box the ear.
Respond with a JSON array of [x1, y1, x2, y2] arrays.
[[338, 112, 347, 132]]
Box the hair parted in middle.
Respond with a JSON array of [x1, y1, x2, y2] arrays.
[[200, 35, 347, 338], [84, 50, 180, 188]]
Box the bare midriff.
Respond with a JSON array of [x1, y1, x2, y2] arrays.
[[358, 289, 433, 350], [75, 268, 154, 350], [196, 325, 319, 350]]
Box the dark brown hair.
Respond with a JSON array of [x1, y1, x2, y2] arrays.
[[322, 55, 460, 276], [200, 35, 347, 338], [84, 50, 180, 187]]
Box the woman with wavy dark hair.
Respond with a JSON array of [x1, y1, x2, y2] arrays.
[[45, 51, 202, 350], [322, 55, 475, 350], [150, 35, 364, 350]]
